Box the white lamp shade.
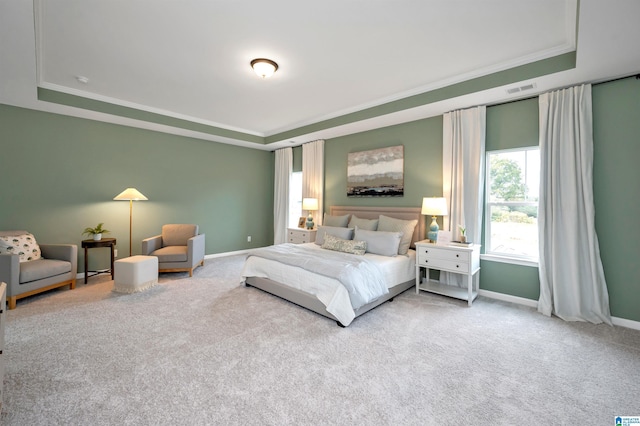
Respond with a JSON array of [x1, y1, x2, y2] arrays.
[[113, 187, 148, 201], [302, 197, 318, 211], [421, 197, 448, 216]]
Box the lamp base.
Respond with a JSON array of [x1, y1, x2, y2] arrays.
[[427, 216, 439, 243], [306, 215, 315, 230]]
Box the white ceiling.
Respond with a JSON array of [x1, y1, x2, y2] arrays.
[[2, 0, 640, 150]]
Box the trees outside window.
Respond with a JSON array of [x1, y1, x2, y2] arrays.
[[486, 147, 539, 260]]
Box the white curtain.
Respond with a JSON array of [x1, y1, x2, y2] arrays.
[[538, 84, 612, 324], [273, 147, 292, 245], [442, 106, 486, 286], [302, 140, 324, 226]]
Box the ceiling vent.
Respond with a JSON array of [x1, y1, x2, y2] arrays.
[[506, 82, 536, 95]]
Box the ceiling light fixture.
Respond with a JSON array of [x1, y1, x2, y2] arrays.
[[250, 58, 278, 78]]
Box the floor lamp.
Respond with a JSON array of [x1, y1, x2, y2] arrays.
[[113, 188, 148, 257]]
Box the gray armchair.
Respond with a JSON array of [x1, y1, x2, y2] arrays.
[[141, 224, 205, 277], [0, 230, 77, 309]]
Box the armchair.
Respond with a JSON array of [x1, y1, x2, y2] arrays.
[[141, 224, 205, 277], [0, 230, 77, 309]]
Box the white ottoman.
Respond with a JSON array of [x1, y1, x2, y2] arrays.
[[114, 255, 158, 293]]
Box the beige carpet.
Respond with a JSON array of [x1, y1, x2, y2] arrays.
[[3, 254, 639, 425]]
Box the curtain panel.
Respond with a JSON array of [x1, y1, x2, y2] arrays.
[[538, 84, 612, 324], [273, 147, 292, 244], [442, 106, 486, 286], [302, 140, 325, 227]]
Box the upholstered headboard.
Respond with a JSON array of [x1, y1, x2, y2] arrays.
[[329, 206, 425, 249]]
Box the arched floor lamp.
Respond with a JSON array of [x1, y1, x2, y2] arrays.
[[114, 188, 148, 257]]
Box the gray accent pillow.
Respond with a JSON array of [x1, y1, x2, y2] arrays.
[[354, 228, 402, 257], [322, 234, 366, 256], [377, 215, 418, 255], [315, 226, 354, 245], [323, 214, 350, 227], [348, 215, 378, 231]]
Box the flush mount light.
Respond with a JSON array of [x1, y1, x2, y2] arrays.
[[250, 58, 278, 78]]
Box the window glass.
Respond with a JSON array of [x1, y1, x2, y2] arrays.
[[486, 147, 539, 260]]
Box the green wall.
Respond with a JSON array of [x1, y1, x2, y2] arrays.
[[325, 117, 443, 212], [0, 104, 274, 272], [592, 77, 640, 322]]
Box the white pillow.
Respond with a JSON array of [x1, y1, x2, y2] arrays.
[[0, 232, 42, 262], [377, 215, 418, 255], [323, 214, 350, 227], [348, 215, 378, 231], [315, 226, 354, 245], [354, 228, 402, 257]]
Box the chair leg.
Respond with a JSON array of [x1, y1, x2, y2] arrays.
[[70, 278, 76, 290], [189, 268, 193, 277], [8, 296, 16, 310]]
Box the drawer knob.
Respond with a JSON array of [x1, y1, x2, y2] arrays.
[[456, 265, 460, 268], [456, 254, 459, 258]]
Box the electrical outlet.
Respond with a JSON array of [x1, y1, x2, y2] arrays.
[[114, 249, 118, 257], [247, 236, 251, 242]]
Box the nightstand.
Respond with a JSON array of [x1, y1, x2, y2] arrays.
[[287, 228, 317, 244], [415, 240, 481, 306]]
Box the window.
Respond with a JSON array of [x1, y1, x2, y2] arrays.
[[485, 147, 539, 261], [288, 172, 303, 228]]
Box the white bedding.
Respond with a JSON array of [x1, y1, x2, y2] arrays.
[[241, 243, 416, 326]]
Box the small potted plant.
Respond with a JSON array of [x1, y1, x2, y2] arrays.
[[82, 223, 110, 241], [458, 225, 467, 243]]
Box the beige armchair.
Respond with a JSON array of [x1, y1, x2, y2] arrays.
[[0, 230, 77, 309], [141, 224, 205, 277]]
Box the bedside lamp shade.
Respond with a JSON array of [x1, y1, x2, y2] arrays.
[[421, 197, 448, 243], [302, 197, 318, 230]]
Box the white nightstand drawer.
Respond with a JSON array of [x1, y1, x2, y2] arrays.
[[417, 246, 469, 262], [287, 228, 316, 244], [420, 257, 470, 274]]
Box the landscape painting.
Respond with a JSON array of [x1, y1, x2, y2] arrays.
[[347, 145, 404, 197]]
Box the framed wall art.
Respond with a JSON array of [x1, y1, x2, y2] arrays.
[[347, 145, 404, 197]]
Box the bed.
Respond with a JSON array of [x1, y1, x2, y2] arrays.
[[242, 206, 425, 326]]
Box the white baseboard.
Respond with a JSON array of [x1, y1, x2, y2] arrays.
[[611, 316, 640, 331], [479, 289, 640, 330], [478, 289, 538, 308]]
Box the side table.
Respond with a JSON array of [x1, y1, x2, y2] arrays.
[[81, 238, 117, 284], [415, 240, 481, 306], [287, 228, 317, 244]]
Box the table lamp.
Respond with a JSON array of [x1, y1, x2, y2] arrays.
[[114, 187, 148, 256], [302, 197, 318, 230], [421, 197, 448, 243]]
